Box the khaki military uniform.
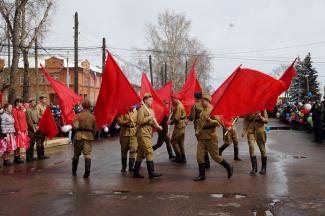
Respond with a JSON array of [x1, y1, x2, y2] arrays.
[[223, 126, 239, 147], [136, 105, 158, 162], [154, 115, 172, 149], [35, 103, 47, 147], [72, 110, 97, 160], [190, 100, 203, 131], [25, 107, 39, 159], [243, 110, 268, 157], [170, 100, 187, 155], [117, 110, 138, 159], [196, 104, 223, 163]]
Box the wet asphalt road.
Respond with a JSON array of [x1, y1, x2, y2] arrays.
[[0, 119, 325, 216]]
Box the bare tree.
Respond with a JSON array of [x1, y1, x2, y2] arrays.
[[20, 0, 54, 101], [140, 10, 212, 90]]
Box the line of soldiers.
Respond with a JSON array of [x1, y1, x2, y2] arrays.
[[70, 92, 268, 180]]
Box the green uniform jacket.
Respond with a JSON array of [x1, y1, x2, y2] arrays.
[[190, 100, 203, 130], [170, 100, 186, 129], [197, 104, 220, 140], [243, 110, 268, 134], [26, 107, 39, 132], [117, 110, 137, 137], [73, 111, 97, 141], [137, 105, 157, 138]]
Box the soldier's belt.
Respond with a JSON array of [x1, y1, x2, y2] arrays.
[[77, 128, 94, 132], [180, 117, 186, 120], [202, 126, 216, 130]]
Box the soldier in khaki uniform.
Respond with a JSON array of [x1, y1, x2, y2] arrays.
[[168, 96, 187, 163], [72, 100, 97, 178], [117, 107, 138, 173], [35, 96, 49, 160], [25, 99, 39, 161], [242, 110, 268, 175], [193, 94, 233, 181], [152, 100, 175, 160], [219, 118, 242, 161], [133, 93, 163, 179], [189, 92, 210, 168]]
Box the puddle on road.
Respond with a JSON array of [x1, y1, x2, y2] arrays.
[[0, 189, 20, 195], [113, 190, 130, 195], [252, 210, 273, 216], [209, 193, 247, 199], [277, 154, 307, 159]]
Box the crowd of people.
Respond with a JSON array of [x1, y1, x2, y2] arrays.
[[0, 96, 50, 167], [275, 99, 324, 143]]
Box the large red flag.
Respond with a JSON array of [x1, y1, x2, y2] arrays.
[[156, 81, 173, 111], [210, 67, 285, 117], [265, 60, 297, 110], [195, 79, 203, 93], [140, 73, 168, 124], [173, 62, 199, 115], [38, 107, 59, 139], [40, 64, 82, 125], [95, 51, 141, 128]]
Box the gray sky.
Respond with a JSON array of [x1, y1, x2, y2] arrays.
[[44, 0, 325, 91]]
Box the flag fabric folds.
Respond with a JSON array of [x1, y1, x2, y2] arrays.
[[40, 64, 82, 125], [94, 51, 141, 128], [38, 107, 59, 139], [173, 62, 201, 115], [156, 81, 173, 112], [140, 73, 168, 124]]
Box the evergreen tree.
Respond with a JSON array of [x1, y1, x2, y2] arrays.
[[288, 53, 320, 102]]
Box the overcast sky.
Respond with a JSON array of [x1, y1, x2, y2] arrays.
[[44, 0, 325, 91]]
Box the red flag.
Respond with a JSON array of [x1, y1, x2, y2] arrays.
[[173, 62, 198, 115], [40, 64, 82, 125], [140, 73, 168, 124], [195, 79, 203, 93], [156, 81, 173, 111], [265, 60, 297, 110], [38, 107, 58, 139], [95, 51, 141, 128], [210, 66, 285, 117]]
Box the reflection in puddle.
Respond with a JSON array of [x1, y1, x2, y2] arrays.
[[209, 193, 247, 199], [252, 210, 273, 216]]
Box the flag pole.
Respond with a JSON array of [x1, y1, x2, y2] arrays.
[[141, 101, 160, 127]]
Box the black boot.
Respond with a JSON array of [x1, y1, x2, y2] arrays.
[[121, 157, 127, 173], [72, 159, 79, 176], [3, 159, 13, 166], [171, 153, 182, 163], [204, 152, 210, 169], [41, 146, 50, 160], [128, 158, 135, 172], [152, 144, 158, 151], [179, 154, 187, 163], [259, 156, 267, 174], [146, 161, 162, 179], [193, 163, 206, 181], [234, 147, 242, 161], [133, 161, 144, 178], [167, 147, 176, 160], [83, 158, 91, 178], [219, 144, 229, 156], [14, 155, 24, 164], [250, 156, 258, 176], [220, 159, 233, 179], [37, 146, 42, 160]]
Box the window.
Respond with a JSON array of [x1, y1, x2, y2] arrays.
[[38, 75, 45, 84], [53, 74, 60, 81], [20, 76, 24, 84]]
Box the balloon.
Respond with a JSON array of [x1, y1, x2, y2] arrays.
[[115, 124, 120, 130], [307, 116, 313, 124], [61, 125, 72, 133], [307, 92, 312, 97], [299, 112, 304, 118], [304, 103, 312, 111], [298, 102, 303, 106], [276, 112, 281, 118], [299, 119, 304, 124], [286, 113, 290, 118], [104, 126, 109, 133]]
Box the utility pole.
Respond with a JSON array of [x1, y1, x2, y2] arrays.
[[74, 12, 79, 94], [164, 62, 167, 85], [160, 66, 164, 86], [102, 37, 106, 73], [35, 36, 38, 102], [149, 55, 153, 85]]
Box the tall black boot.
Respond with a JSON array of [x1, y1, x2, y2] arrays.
[[25, 148, 32, 161], [83, 158, 91, 178], [146, 161, 162, 179], [128, 158, 135, 172], [220, 159, 233, 179], [133, 161, 144, 178], [250, 156, 258, 176], [259, 156, 267, 174], [14, 155, 24, 164], [167, 147, 176, 160], [37, 146, 42, 160], [179, 154, 187, 163], [171, 153, 181, 163], [3, 159, 13, 166], [121, 157, 127, 173], [72, 159, 79, 176], [204, 152, 210, 169], [41, 146, 50, 160], [219, 144, 229, 156], [193, 163, 206, 181], [234, 147, 242, 161]]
